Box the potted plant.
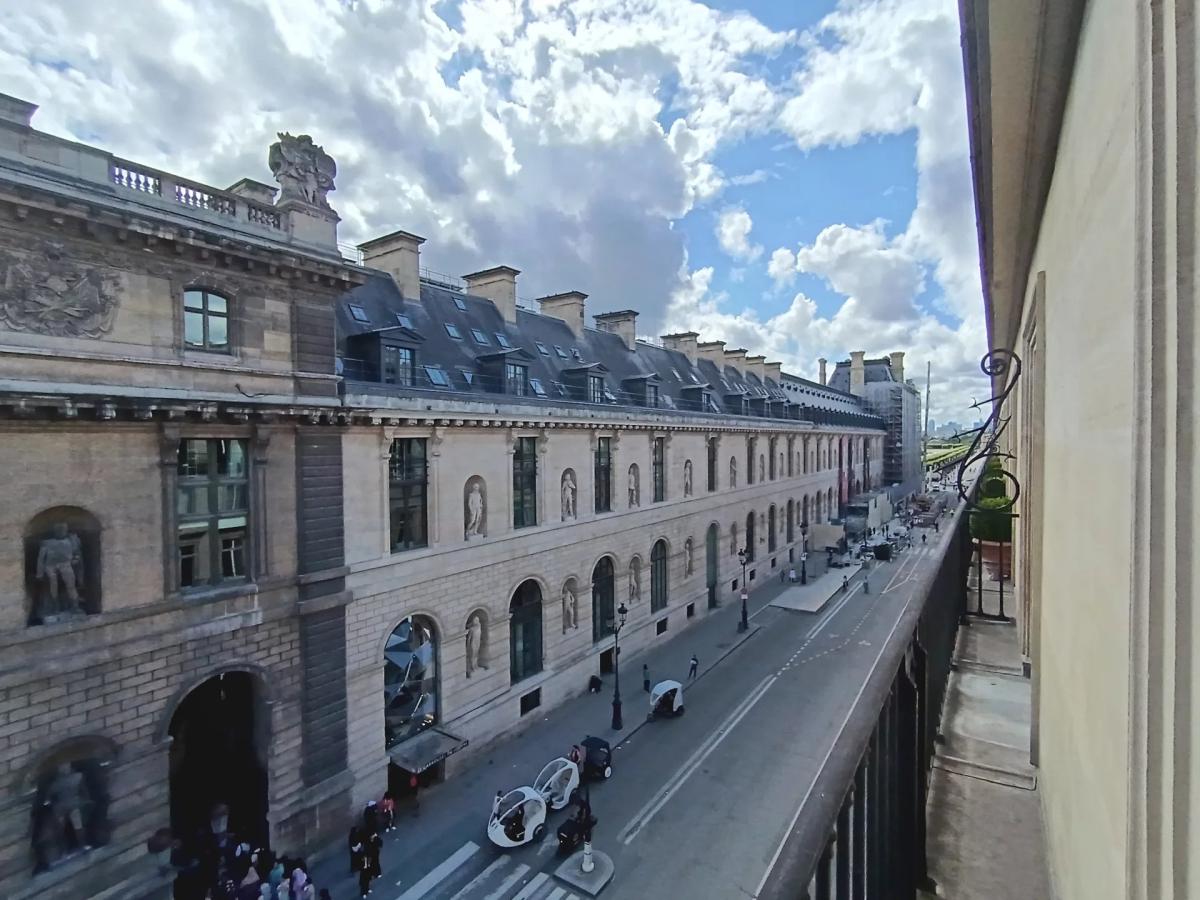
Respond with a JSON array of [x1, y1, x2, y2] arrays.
[[971, 467, 1013, 580]]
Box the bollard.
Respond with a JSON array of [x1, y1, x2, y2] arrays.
[[582, 840, 595, 874]]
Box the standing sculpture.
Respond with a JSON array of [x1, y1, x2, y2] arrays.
[[759, 455, 765, 483], [465, 480, 486, 539], [729, 457, 737, 488], [684, 538, 694, 576], [36, 523, 83, 619], [683, 460, 693, 497], [628, 559, 641, 603], [268, 133, 337, 209], [465, 613, 486, 676], [562, 585, 578, 633], [628, 464, 640, 508], [561, 470, 577, 520]]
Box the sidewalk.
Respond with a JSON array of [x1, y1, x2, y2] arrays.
[[921, 587, 1051, 899], [308, 551, 842, 898]]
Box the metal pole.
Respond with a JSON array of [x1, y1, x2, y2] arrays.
[[738, 556, 748, 632], [611, 622, 623, 730], [582, 840, 594, 873]]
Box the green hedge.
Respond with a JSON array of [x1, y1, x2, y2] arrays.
[[970, 494, 1013, 542]]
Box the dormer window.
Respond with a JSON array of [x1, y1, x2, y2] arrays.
[[453, 296, 468, 312], [535, 342, 550, 355], [423, 366, 450, 387], [445, 323, 463, 340], [555, 345, 569, 359], [506, 362, 529, 396], [530, 378, 547, 397], [470, 329, 490, 346], [647, 384, 660, 407], [588, 375, 604, 404], [495, 333, 513, 349], [395, 313, 413, 329], [347, 303, 370, 323], [382, 346, 415, 386]]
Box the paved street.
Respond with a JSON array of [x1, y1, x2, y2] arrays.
[[315, 506, 961, 900]]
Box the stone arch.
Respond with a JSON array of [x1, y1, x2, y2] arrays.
[[591, 555, 617, 642], [24, 505, 103, 626], [25, 735, 117, 873], [156, 662, 276, 744], [463, 475, 487, 539]]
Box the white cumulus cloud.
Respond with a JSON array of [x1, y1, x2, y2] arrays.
[[716, 207, 762, 261], [767, 246, 798, 288]]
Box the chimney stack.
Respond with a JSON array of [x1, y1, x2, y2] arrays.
[[359, 229, 426, 300], [463, 266, 521, 323], [538, 291, 588, 338], [818, 358, 828, 385], [697, 340, 727, 366], [889, 350, 906, 383], [0, 94, 37, 127], [723, 348, 748, 375], [745, 355, 767, 382], [661, 332, 700, 365], [594, 310, 638, 350], [849, 350, 867, 396], [763, 361, 783, 383]]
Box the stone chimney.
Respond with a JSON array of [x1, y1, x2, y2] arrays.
[[358, 229, 426, 300], [661, 332, 700, 365], [594, 310, 638, 350], [0, 94, 37, 127], [849, 350, 867, 396], [539, 291, 588, 338], [763, 361, 783, 384], [889, 350, 906, 383], [697, 340, 727, 366], [463, 266, 521, 323], [723, 348, 748, 375], [818, 358, 828, 385], [745, 355, 767, 382]]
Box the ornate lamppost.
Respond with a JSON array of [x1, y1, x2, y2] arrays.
[[611, 602, 629, 730], [800, 523, 809, 585], [737, 548, 749, 632]]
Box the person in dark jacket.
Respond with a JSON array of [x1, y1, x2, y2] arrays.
[[348, 827, 363, 876], [642, 664, 650, 693]]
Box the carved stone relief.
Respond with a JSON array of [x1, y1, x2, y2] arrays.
[[0, 245, 121, 338], [464, 476, 487, 540]]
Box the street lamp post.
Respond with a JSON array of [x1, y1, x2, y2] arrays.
[[737, 548, 749, 632], [800, 524, 809, 585], [611, 602, 629, 731]]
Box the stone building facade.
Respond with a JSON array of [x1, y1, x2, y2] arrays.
[[0, 96, 362, 899]]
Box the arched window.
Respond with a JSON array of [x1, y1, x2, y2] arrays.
[[705, 524, 720, 609], [592, 557, 615, 643], [768, 438, 777, 480], [802, 495, 809, 526], [510, 581, 543, 683], [768, 505, 777, 552], [786, 500, 794, 543], [385, 616, 438, 747], [650, 540, 668, 613], [745, 511, 756, 561], [183, 288, 231, 352]]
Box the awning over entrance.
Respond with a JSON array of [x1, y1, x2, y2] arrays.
[[387, 728, 469, 774]]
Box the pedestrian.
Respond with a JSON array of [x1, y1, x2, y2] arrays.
[[347, 827, 362, 876], [642, 664, 650, 693], [491, 789, 503, 819], [379, 792, 396, 832], [779, 567, 786, 584], [922, 533, 927, 544], [357, 850, 373, 898], [863, 576, 870, 595], [362, 801, 378, 837], [842, 575, 848, 593], [268, 856, 285, 896], [409, 772, 421, 817], [688, 655, 698, 679], [934, 520, 940, 533], [366, 829, 382, 880]]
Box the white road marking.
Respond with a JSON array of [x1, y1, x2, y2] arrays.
[[545, 889, 567, 900], [618, 673, 778, 845], [483, 863, 529, 900], [397, 841, 480, 900], [447, 856, 509, 900], [510, 872, 550, 900], [536, 832, 557, 856], [753, 572, 921, 898]]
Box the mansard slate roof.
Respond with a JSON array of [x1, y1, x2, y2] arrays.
[[827, 358, 899, 392], [336, 271, 883, 428]]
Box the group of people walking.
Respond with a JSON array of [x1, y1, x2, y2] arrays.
[[347, 793, 398, 897], [177, 832, 326, 900]]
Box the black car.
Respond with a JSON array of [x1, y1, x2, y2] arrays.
[[578, 735, 612, 782]]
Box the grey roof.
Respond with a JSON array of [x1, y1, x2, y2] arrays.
[[827, 358, 897, 392], [336, 272, 885, 428]]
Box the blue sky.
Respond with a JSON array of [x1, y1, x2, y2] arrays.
[[0, 0, 987, 421]]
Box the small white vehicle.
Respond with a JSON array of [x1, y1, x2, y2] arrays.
[[648, 680, 685, 720], [533, 757, 580, 811], [487, 786, 547, 848]]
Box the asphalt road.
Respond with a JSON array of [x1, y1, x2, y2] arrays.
[[323, 507, 960, 900]]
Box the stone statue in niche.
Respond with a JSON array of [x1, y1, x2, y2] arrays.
[[759, 455, 765, 482], [268, 133, 337, 209], [464, 477, 486, 540], [628, 464, 640, 508], [683, 460, 693, 497], [0, 245, 121, 339], [25, 508, 101, 627], [628, 559, 641, 604], [562, 583, 578, 633], [685, 538, 694, 576], [729, 457, 737, 488], [561, 469, 577, 520], [730, 527, 739, 557], [31, 757, 110, 873], [465, 612, 487, 676]]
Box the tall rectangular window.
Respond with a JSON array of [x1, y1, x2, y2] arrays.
[[513, 437, 538, 528], [707, 438, 717, 492], [506, 362, 528, 396], [747, 437, 756, 485], [389, 439, 428, 552], [652, 437, 666, 502], [383, 346, 415, 386], [589, 375, 605, 404], [183, 289, 230, 352], [177, 438, 249, 589], [594, 437, 612, 513], [647, 384, 659, 408]]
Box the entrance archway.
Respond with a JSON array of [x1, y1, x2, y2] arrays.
[[592, 557, 615, 643], [168, 671, 269, 892], [509, 581, 544, 684]]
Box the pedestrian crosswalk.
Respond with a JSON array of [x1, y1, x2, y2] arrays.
[[390, 840, 587, 900]]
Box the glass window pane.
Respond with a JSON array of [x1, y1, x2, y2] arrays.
[[217, 439, 247, 477], [217, 483, 248, 513], [177, 484, 210, 517], [178, 440, 209, 477], [179, 530, 212, 586], [184, 310, 205, 347], [208, 313, 228, 348], [184, 290, 205, 311], [207, 293, 227, 314], [219, 529, 246, 578]]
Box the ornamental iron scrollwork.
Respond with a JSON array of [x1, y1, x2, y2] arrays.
[[955, 349, 1022, 514]]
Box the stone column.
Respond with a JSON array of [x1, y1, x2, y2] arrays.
[[537, 428, 549, 526], [251, 424, 272, 577], [429, 426, 445, 545], [158, 424, 182, 597]]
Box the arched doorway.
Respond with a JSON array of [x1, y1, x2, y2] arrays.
[[510, 580, 543, 684], [592, 557, 615, 643], [385, 616, 439, 747], [705, 524, 719, 609], [745, 511, 756, 561], [168, 671, 269, 892]]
